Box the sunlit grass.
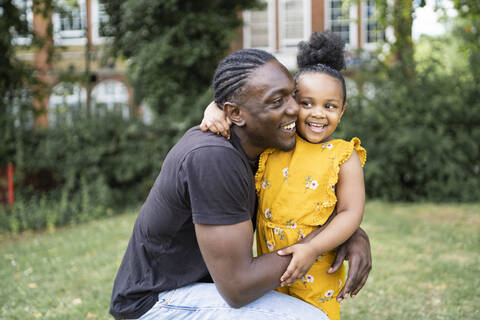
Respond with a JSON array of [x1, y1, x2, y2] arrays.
[[342, 202, 480, 320], [1, 202, 479, 319]]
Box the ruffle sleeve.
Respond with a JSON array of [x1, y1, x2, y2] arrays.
[[324, 137, 367, 209], [255, 148, 276, 194]]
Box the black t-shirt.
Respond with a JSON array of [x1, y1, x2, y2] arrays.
[[109, 126, 257, 319]]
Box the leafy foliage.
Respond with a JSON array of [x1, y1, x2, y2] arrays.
[[337, 38, 480, 201], [102, 0, 263, 117], [0, 110, 188, 233]]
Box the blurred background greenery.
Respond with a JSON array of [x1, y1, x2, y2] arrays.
[[1, 0, 478, 233], [1, 0, 479, 319]]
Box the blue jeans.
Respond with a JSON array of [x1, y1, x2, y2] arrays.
[[137, 282, 329, 320]]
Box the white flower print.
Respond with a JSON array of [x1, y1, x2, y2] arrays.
[[325, 290, 335, 298], [310, 180, 318, 190], [264, 208, 272, 219], [274, 227, 286, 240], [338, 279, 343, 288], [266, 240, 274, 251], [261, 178, 271, 190], [304, 176, 312, 191], [301, 274, 314, 287], [298, 229, 306, 241], [282, 167, 289, 182], [331, 185, 335, 192], [326, 143, 333, 149], [286, 219, 297, 229]]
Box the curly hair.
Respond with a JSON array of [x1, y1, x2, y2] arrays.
[[296, 31, 347, 104], [213, 49, 276, 107]]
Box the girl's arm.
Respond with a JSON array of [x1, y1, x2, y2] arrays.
[[278, 150, 365, 286], [199, 101, 232, 139]]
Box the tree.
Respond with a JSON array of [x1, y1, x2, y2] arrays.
[[451, 0, 480, 80], [0, 0, 35, 168], [102, 0, 263, 132], [0, 0, 31, 110], [374, 0, 428, 78]]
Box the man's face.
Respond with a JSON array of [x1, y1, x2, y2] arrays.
[[239, 60, 299, 152]]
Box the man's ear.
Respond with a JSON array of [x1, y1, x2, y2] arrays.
[[224, 102, 246, 127]]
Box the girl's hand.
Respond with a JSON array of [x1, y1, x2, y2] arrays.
[[199, 101, 232, 139], [277, 243, 318, 287]]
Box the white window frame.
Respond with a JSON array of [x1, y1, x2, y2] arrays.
[[91, 0, 111, 45], [362, 0, 384, 50], [12, 0, 33, 45], [324, 0, 358, 50], [53, 0, 87, 46], [278, 0, 311, 50], [243, 0, 276, 51]]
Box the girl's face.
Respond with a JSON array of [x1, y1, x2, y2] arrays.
[[295, 72, 346, 144]]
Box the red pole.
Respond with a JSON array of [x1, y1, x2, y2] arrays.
[[7, 163, 14, 205]]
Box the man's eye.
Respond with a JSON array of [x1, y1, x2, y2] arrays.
[[272, 97, 283, 106]]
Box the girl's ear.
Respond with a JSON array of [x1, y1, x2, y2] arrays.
[[340, 102, 348, 118], [224, 102, 246, 127]]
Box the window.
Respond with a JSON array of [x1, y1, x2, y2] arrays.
[[12, 0, 33, 45], [55, 0, 86, 40], [97, 1, 112, 38], [243, 0, 275, 50], [91, 80, 130, 118], [59, 5, 85, 35], [279, 0, 311, 48], [326, 0, 357, 48], [49, 83, 86, 125], [364, 0, 384, 45]]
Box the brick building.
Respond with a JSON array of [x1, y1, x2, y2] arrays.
[[234, 0, 385, 70], [14, 0, 135, 127], [14, 0, 383, 126]]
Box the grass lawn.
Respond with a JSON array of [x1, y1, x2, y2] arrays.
[[1, 201, 479, 319]]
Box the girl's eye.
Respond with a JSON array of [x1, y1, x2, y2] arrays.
[[301, 101, 312, 108], [325, 103, 337, 109]]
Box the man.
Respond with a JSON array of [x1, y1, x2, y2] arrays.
[[110, 49, 371, 319]]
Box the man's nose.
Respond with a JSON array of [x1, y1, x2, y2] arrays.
[[285, 95, 299, 116]]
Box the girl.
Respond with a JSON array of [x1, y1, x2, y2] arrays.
[[201, 31, 366, 320]]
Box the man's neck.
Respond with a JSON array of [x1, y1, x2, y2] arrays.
[[231, 126, 264, 160]]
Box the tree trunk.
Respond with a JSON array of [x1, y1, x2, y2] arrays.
[[392, 0, 414, 79]]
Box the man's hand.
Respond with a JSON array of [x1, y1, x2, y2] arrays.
[[277, 243, 318, 287], [328, 227, 371, 302]]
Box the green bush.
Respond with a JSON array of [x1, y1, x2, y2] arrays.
[[337, 60, 480, 201], [0, 104, 210, 233]]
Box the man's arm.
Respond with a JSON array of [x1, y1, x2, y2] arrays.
[[195, 220, 291, 308], [196, 220, 372, 307]]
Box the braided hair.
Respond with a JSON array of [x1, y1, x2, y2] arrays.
[[296, 31, 347, 105], [213, 49, 276, 107]]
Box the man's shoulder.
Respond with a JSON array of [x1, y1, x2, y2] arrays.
[[177, 126, 235, 149], [173, 126, 241, 161]]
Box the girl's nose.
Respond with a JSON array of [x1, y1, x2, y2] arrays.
[[311, 106, 326, 118]]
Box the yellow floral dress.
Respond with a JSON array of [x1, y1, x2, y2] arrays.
[[255, 135, 366, 320]]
